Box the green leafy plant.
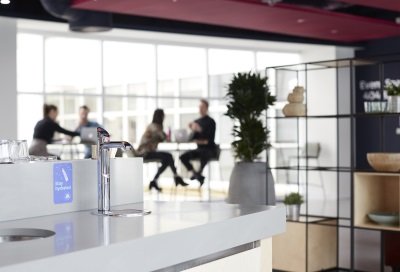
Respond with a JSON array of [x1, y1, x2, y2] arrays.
[[225, 72, 276, 162], [283, 192, 304, 205], [384, 83, 400, 96]]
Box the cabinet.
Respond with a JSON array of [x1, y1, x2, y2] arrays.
[[266, 57, 400, 271], [272, 219, 337, 272], [354, 172, 400, 231]]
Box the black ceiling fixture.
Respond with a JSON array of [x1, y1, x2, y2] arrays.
[[39, 0, 112, 32]]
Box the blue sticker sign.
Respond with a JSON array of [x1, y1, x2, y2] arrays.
[[53, 163, 73, 204]]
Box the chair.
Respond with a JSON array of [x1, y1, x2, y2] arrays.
[[287, 142, 326, 198], [208, 144, 222, 179], [187, 144, 221, 201], [209, 144, 221, 162], [300, 142, 321, 160], [208, 145, 223, 199]]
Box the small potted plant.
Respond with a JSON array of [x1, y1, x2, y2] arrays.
[[283, 192, 304, 221], [384, 83, 400, 112]]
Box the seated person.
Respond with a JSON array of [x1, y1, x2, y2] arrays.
[[75, 105, 102, 158], [29, 104, 80, 157], [179, 99, 218, 186], [137, 109, 188, 192]]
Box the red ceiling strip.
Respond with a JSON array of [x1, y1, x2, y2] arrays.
[[71, 0, 400, 42]]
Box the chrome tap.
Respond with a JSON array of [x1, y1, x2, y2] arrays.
[[96, 127, 133, 214]]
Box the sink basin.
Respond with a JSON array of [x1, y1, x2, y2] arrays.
[[0, 228, 55, 243]]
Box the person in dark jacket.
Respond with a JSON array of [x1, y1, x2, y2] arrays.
[[29, 104, 79, 157], [75, 105, 102, 158], [179, 99, 218, 186]]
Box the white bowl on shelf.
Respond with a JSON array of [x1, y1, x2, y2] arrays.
[[366, 153, 400, 172], [368, 212, 399, 226]]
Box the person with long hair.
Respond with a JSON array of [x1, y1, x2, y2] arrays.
[[29, 104, 80, 157], [138, 109, 188, 192]]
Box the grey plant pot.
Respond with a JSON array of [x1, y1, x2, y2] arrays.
[[226, 161, 276, 206], [286, 204, 300, 221]]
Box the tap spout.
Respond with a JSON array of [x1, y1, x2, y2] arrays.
[[97, 131, 134, 213], [93, 128, 151, 217], [99, 141, 133, 151]]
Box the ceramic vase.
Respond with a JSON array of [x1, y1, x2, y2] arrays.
[[226, 162, 276, 206], [389, 96, 400, 113]]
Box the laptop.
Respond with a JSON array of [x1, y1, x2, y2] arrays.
[[173, 129, 190, 143], [80, 127, 98, 144]]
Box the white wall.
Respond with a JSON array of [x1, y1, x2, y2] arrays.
[[295, 47, 355, 204], [0, 17, 17, 140], [300, 46, 354, 63]]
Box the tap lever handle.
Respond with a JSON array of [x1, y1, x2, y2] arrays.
[[97, 127, 110, 138], [97, 127, 110, 137], [97, 127, 111, 144]]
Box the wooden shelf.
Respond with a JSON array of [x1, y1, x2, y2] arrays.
[[354, 172, 400, 231], [287, 216, 339, 225], [356, 222, 400, 232]]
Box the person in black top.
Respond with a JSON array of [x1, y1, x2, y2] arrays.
[[179, 99, 218, 186], [29, 104, 80, 157]]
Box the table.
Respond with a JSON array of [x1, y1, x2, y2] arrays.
[[47, 140, 85, 160]]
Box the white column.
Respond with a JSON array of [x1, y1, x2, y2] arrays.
[[0, 17, 17, 139]]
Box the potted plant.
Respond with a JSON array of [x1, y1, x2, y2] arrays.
[[225, 71, 276, 205], [384, 83, 400, 112], [283, 192, 304, 221]]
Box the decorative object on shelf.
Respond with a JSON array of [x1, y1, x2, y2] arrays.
[[384, 83, 400, 113], [366, 152, 400, 172], [282, 86, 306, 117], [368, 212, 399, 226], [363, 101, 388, 113], [225, 71, 276, 205], [283, 192, 304, 221]]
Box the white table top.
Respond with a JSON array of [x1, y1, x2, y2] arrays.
[[0, 201, 285, 272]]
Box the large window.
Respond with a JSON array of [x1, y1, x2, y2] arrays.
[[17, 33, 43, 93], [103, 41, 156, 141], [17, 29, 300, 184], [17, 34, 44, 140], [44, 37, 102, 132]]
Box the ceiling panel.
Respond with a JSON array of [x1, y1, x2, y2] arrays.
[[71, 0, 400, 42], [340, 0, 400, 12]]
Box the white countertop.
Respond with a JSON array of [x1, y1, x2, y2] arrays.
[[0, 201, 285, 272]]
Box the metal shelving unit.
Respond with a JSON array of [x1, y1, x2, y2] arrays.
[[266, 57, 400, 272]]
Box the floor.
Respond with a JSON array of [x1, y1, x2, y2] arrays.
[[143, 175, 364, 271], [145, 176, 345, 204], [144, 178, 228, 202]]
